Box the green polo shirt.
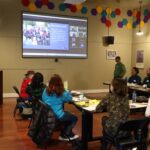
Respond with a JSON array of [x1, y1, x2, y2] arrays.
[[114, 62, 126, 78]]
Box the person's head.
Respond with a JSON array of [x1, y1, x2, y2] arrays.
[[46, 74, 64, 96], [31, 72, 44, 88], [25, 70, 35, 79], [115, 56, 121, 63], [111, 78, 127, 97], [146, 68, 150, 76], [132, 67, 139, 75]]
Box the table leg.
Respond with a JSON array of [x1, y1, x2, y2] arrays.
[[81, 111, 93, 150]]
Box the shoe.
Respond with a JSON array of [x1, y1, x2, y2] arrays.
[[58, 135, 69, 141], [59, 134, 79, 141], [69, 134, 79, 140]]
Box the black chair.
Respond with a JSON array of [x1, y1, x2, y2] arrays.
[[28, 100, 81, 150], [13, 86, 32, 118], [101, 117, 150, 150], [12, 86, 24, 117]]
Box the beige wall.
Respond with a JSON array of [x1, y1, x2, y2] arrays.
[[132, 5, 150, 80], [0, 0, 132, 93]]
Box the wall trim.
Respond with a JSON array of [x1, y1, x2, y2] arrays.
[[3, 89, 109, 98]]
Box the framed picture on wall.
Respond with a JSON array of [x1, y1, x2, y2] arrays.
[[106, 50, 117, 60], [136, 50, 144, 69]]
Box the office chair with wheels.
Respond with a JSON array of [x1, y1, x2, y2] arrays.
[[101, 117, 150, 150]]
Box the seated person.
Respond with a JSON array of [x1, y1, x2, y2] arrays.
[[42, 74, 79, 141], [96, 78, 129, 137], [20, 70, 35, 101], [143, 68, 150, 88], [26, 72, 46, 101], [128, 67, 141, 85]]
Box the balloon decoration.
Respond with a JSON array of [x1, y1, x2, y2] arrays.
[[111, 11, 116, 18], [42, 0, 49, 5], [21, 1, 150, 29], [115, 8, 121, 15], [126, 22, 132, 29], [59, 3, 66, 11], [47, 2, 55, 9], [81, 6, 88, 14], [35, 0, 42, 8], [105, 20, 112, 27], [22, 0, 30, 7], [118, 21, 123, 28], [76, 4, 82, 10], [96, 6, 102, 14], [28, 2, 36, 12], [91, 8, 97, 16], [70, 5, 77, 13]]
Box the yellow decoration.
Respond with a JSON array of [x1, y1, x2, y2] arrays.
[[28, 2, 36, 12], [140, 20, 144, 28], [76, 4, 82, 10], [106, 7, 112, 15], [126, 22, 132, 29], [96, 6, 102, 13], [133, 10, 137, 17]]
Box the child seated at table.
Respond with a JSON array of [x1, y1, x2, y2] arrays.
[[42, 74, 79, 141], [128, 67, 141, 85], [96, 78, 130, 137]]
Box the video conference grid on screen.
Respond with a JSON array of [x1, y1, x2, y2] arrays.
[[22, 12, 88, 58]]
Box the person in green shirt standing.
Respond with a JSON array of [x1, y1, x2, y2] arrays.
[[114, 56, 126, 78]]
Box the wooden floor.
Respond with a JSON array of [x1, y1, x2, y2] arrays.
[[0, 97, 150, 150]]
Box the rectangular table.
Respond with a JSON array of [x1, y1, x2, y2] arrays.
[[72, 98, 148, 150], [128, 84, 150, 98]]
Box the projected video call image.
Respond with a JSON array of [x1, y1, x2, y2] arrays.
[[70, 26, 87, 49], [22, 12, 87, 58], [23, 21, 50, 47]]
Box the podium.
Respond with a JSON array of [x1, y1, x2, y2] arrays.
[[0, 71, 3, 105]]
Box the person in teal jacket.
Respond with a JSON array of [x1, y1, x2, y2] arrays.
[[42, 74, 79, 141], [114, 56, 126, 78]]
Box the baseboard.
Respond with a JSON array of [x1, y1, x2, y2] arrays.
[[3, 93, 18, 98], [3, 89, 109, 98]]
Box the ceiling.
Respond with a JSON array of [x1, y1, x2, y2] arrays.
[[0, 0, 150, 9], [85, 0, 150, 9]]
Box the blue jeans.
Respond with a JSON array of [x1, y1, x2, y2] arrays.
[[58, 111, 78, 136]]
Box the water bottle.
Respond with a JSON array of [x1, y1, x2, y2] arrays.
[[132, 91, 137, 103]]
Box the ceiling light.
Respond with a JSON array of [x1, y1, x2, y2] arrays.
[[136, 30, 144, 36], [136, 0, 144, 36], [64, 0, 86, 4]]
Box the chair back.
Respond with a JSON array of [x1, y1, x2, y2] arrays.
[[118, 117, 150, 140], [12, 86, 20, 96]]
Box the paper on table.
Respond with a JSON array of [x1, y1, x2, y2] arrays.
[[130, 102, 148, 109], [82, 104, 98, 111]]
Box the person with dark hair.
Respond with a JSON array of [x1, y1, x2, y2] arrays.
[[26, 72, 46, 101], [42, 74, 79, 141], [96, 78, 129, 137], [128, 67, 141, 85], [143, 68, 150, 88], [20, 70, 35, 100], [114, 56, 126, 78]]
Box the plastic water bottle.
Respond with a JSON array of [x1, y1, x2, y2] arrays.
[[132, 91, 137, 103]]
